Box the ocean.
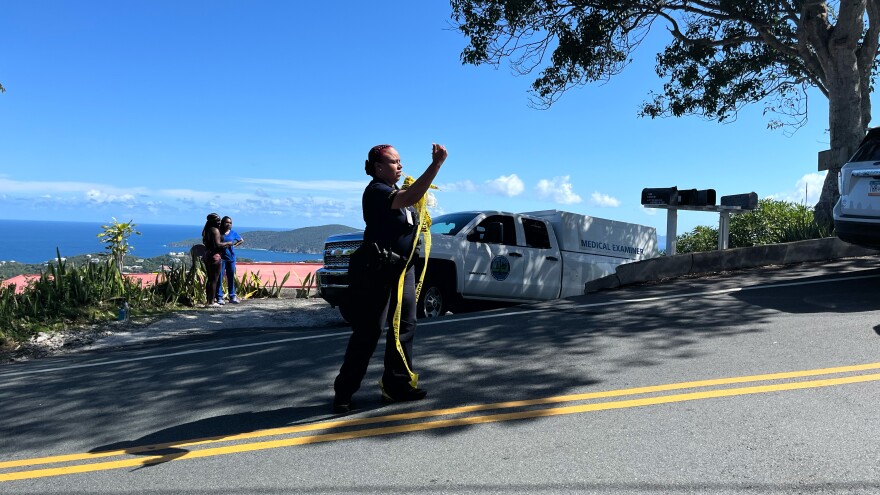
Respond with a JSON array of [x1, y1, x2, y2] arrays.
[[4, 219, 669, 264], [2, 219, 321, 264]]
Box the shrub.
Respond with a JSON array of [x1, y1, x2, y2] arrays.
[[149, 261, 206, 307], [292, 271, 315, 299], [235, 270, 290, 299], [676, 199, 831, 254], [0, 249, 300, 347], [676, 225, 719, 254]]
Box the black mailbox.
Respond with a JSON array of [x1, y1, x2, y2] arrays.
[[641, 187, 678, 206], [721, 192, 758, 210], [678, 189, 717, 206]]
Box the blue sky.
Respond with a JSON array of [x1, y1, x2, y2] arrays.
[[0, 1, 857, 236]]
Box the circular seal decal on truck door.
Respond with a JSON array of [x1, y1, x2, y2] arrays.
[[490, 255, 511, 281]]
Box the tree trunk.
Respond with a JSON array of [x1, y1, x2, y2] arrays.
[[814, 40, 869, 230]]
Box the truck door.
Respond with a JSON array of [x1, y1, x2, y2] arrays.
[[519, 217, 563, 300], [461, 214, 525, 299]]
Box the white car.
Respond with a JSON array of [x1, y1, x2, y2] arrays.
[[834, 128, 880, 247]]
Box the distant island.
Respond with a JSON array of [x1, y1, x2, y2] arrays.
[[169, 224, 362, 254]]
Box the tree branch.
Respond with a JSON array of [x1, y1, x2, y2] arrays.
[[858, 0, 880, 75], [837, 0, 869, 45], [795, 1, 832, 97], [859, 0, 880, 124]]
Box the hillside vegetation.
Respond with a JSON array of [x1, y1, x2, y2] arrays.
[[169, 224, 361, 253], [0, 251, 315, 353]]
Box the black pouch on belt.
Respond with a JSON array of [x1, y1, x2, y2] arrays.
[[349, 243, 407, 283]]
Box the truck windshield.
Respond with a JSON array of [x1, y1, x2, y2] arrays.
[[430, 212, 479, 236]]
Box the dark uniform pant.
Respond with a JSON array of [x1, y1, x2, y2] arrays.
[[334, 265, 417, 401]]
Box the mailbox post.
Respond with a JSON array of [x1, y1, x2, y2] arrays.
[[641, 188, 757, 256]]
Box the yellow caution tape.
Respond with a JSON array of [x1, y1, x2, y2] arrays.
[[389, 177, 438, 388]]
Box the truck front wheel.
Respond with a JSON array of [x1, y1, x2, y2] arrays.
[[418, 284, 448, 318], [338, 303, 355, 324]]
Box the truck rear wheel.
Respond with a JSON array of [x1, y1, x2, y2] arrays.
[[418, 284, 447, 318]]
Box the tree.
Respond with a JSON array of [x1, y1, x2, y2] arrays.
[[451, 0, 880, 228], [97, 218, 141, 274]]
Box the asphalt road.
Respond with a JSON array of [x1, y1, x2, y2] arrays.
[[1, 257, 879, 494]]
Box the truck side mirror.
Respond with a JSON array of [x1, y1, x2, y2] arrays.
[[467, 226, 485, 243]]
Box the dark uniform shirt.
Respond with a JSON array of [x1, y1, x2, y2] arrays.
[[362, 178, 419, 259]]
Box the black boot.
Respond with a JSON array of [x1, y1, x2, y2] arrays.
[[380, 381, 427, 403], [332, 396, 354, 414]]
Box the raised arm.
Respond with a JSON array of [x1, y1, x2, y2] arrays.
[[210, 227, 234, 248], [392, 143, 447, 209]]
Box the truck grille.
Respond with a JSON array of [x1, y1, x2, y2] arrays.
[[323, 241, 362, 268]]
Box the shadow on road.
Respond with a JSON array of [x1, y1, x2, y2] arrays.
[[88, 404, 332, 467], [2, 258, 878, 457], [728, 263, 880, 314]]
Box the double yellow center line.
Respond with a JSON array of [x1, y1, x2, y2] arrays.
[[3, 362, 880, 482]]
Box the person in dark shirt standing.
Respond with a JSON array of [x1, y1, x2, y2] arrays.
[[201, 213, 234, 308], [333, 143, 447, 413]]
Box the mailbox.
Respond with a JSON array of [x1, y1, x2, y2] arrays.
[[641, 187, 678, 206], [678, 189, 717, 206], [720, 192, 758, 210]]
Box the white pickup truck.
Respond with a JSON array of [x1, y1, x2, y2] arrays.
[[317, 209, 658, 320]]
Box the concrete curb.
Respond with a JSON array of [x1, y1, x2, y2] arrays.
[[584, 238, 880, 293]]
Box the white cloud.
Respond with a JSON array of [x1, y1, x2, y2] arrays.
[[767, 172, 827, 205], [85, 189, 137, 204], [588, 191, 621, 207], [0, 177, 150, 196], [239, 178, 364, 192], [535, 176, 583, 204], [484, 174, 525, 197], [436, 180, 477, 193], [0, 175, 366, 225], [158, 188, 255, 203]]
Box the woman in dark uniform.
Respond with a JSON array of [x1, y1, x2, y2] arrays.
[[333, 143, 447, 413]]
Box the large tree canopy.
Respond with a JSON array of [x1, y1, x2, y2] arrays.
[[451, 0, 880, 226]]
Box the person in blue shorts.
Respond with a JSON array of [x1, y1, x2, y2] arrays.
[[216, 216, 244, 304]]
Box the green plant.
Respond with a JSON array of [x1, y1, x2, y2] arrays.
[[676, 199, 831, 254], [234, 271, 290, 299], [292, 271, 315, 299], [0, 221, 318, 348], [675, 225, 719, 254], [97, 218, 141, 274], [775, 204, 832, 242], [150, 261, 205, 307]]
